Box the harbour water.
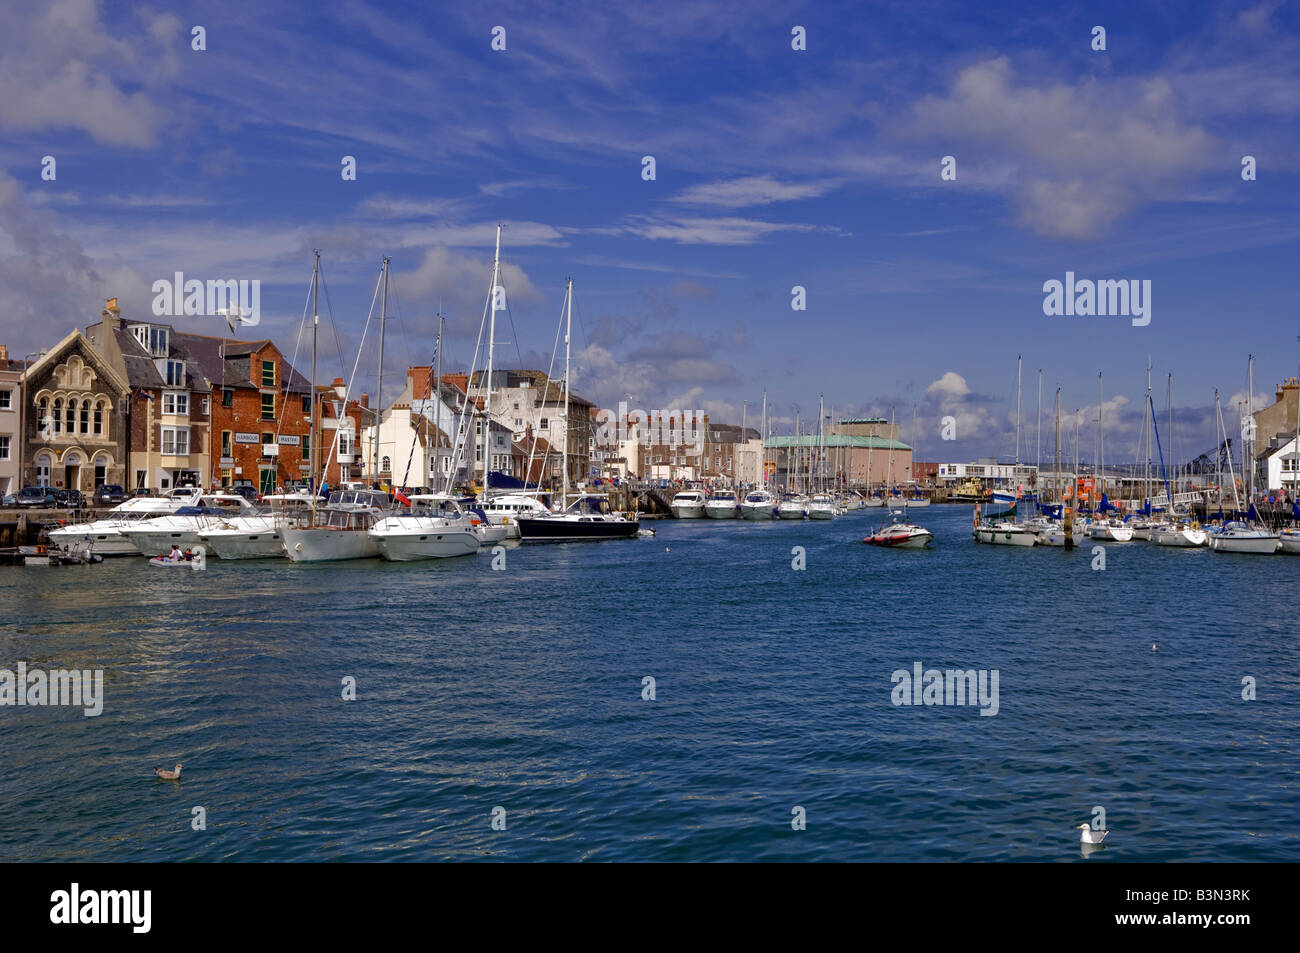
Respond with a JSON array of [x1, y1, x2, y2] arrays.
[[2, 505, 1298, 862]]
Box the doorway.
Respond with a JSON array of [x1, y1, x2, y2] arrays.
[[64, 452, 82, 491]]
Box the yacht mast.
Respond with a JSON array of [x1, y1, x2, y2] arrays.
[[562, 277, 572, 507], [1098, 372, 1105, 509], [761, 389, 767, 489], [817, 393, 825, 493], [1015, 355, 1022, 467], [740, 400, 747, 486], [435, 312, 444, 493], [1247, 354, 1255, 508], [483, 225, 502, 495], [309, 250, 319, 514], [1168, 373, 1174, 498], [374, 256, 389, 486], [1036, 368, 1042, 473], [1145, 356, 1152, 510]]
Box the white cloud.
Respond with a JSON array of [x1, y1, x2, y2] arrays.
[[899, 57, 1217, 239], [668, 175, 841, 208], [0, 2, 180, 147]]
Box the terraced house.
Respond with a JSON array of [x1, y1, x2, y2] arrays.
[[86, 299, 212, 490], [0, 346, 22, 496]]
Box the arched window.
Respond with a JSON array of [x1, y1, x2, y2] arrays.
[[80, 399, 89, 433], [93, 401, 103, 435], [36, 453, 51, 486], [66, 399, 76, 434], [381, 455, 391, 473], [52, 398, 62, 434], [38, 397, 48, 433]]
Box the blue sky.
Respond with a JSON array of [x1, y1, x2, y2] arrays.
[[1, 0, 1298, 465]]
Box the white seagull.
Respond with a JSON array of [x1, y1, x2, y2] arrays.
[[154, 763, 183, 780], [1077, 823, 1108, 844]]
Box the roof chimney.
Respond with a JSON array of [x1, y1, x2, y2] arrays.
[[0, 345, 7, 362], [360, 393, 369, 408], [102, 297, 122, 329]]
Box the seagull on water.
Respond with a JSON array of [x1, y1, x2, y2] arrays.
[[1077, 823, 1108, 844], [154, 763, 183, 780], [1152, 643, 1158, 653]]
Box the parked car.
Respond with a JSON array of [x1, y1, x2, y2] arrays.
[[228, 484, 260, 504], [53, 488, 87, 508], [2, 493, 15, 506], [15, 486, 57, 508], [133, 487, 154, 497], [93, 484, 128, 505]]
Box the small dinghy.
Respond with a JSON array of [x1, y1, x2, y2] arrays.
[[149, 556, 197, 567]]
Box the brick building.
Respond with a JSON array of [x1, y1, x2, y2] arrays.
[[183, 337, 364, 493]]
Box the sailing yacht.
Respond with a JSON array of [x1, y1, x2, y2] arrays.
[[518, 493, 639, 541], [704, 489, 739, 519], [516, 278, 639, 543], [1209, 521, 1279, 554], [1208, 363, 1279, 556], [1151, 518, 1207, 548], [1089, 518, 1134, 542], [973, 502, 1036, 546], [671, 489, 708, 518], [739, 488, 777, 520], [281, 254, 393, 563]]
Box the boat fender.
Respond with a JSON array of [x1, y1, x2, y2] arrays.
[[502, 516, 509, 525], [294, 542, 303, 552]]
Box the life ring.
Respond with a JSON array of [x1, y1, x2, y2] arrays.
[[502, 516, 509, 525]]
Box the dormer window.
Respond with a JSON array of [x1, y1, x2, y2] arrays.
[[163, 360, 185, 386], [131, 325, 169, 357]]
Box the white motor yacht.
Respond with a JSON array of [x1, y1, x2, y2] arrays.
[[281, 488, 390, 562], [670, 489, 708, 519], [777, 495, 808, 520], [119, 493, 257, 555], [368, 495, 479, 561], [47, 486, 205, 556], [864, 510, 932, 548], [739, 489, 778, 520], [197, 492, 315, 559], [806, 494, 838, 520], [704, 490, 739, 519]]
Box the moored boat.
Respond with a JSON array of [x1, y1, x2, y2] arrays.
[[704, 490, 739, 519], [739, 488, 777, 520]]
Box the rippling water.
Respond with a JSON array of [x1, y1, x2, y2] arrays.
[[2, 505, 1298, 862]]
